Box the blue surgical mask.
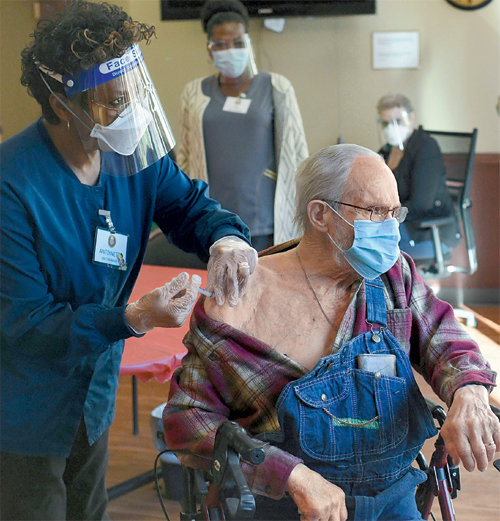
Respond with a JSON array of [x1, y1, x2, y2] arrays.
[[212, 48, 249, 79], [326, 204, 401, 280]]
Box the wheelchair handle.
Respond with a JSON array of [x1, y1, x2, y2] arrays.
[[216, 422, 266, 465], [210, 422, 266, 519]]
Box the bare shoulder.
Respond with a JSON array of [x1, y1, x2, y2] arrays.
[[203, 251, 291, 329]]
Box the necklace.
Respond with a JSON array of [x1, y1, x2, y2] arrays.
[[217, 74, 250, 98], [296, 248, 333, 325]]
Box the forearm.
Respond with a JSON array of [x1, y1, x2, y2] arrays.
[[165, 371, 301, 500], [242, 444, 302, 499], [1, 291, 134, 360], [154, 163, 250, 260], [402, 254, 496, 404], [164, 404, 302, 500]]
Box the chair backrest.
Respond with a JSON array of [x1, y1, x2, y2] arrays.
[[143, 228, 207, 269], [420, 126, 478, 276]]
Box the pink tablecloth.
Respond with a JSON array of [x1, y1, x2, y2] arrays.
[[120, 264, 208, 383]]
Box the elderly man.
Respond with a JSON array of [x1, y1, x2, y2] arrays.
[[164, 144, 498, 521]]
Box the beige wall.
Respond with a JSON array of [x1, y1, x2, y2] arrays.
[[1, 0, 499, 153]]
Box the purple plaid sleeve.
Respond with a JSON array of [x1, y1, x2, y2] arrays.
[[163, 301, 304, 499], [387, 253, 496, 405]]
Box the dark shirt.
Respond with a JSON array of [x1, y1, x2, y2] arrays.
[[379, 127, 459, 246], [0, 119, 249, 457]]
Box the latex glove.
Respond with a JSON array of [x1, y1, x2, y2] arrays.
[[287, 464, 347, 521], [441, 384, 500, 472], [207, 236, 258, 306], [125, 272, 201, 333]]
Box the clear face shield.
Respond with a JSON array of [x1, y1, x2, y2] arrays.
[[208, 33, 257, 80], [39, 44, 175, 176], [377, 107, 414, 151]]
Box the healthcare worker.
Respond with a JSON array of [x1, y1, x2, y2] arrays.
[[177, 0, 308, 251], [0, 2, 257, 520]]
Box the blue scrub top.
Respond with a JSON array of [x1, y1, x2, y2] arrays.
[[0, 119, 249, 457]]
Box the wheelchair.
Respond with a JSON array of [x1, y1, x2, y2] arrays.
[[152, 401, 500, 521]]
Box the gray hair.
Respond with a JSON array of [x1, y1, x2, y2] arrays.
[[376, 93, 414, 114], [294, 144, 380, 232]]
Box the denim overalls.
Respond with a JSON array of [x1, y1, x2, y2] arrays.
[[274, 278, 438, 520]]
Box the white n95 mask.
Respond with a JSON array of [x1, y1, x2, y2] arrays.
[[383, 123, 412, 150], [90, 103, 152, 156], [212, 48, 249, 79]]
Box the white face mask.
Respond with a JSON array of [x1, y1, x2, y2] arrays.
[[212, 48, 249, 79], [383, 123, 412, 150], [90, 104, 152, 156]]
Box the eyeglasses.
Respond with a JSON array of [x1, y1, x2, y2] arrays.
[[208, 38, 247, 52], [329, 201, 408, 223], [378, 118, 409, 129], [88, 88, 149, 118]]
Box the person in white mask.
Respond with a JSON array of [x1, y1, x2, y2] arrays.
[[0, 2, 258, 519], [377, 94, 459, 262], [177, 0, 308, 252]]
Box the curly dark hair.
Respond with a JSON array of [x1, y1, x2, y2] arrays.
[[200, 0, 249, 37], [21, 0, 156, 125]]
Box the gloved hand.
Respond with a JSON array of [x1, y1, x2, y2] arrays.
[[125, 272, 201, 334], [207, 236, 258, 307]]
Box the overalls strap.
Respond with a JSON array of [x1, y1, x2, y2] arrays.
[[364, 278, 387, 327]]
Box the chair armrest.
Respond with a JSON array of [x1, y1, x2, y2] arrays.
[[413, 216, 455, 230]]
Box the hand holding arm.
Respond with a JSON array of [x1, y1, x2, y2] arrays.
[[286, 464, 347, 521], [207, 236, 258, 306], [440, 384, 500, 472], [125, 272, 201, 333]]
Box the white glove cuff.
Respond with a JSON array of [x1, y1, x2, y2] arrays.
[[209, 235, 245, 255]]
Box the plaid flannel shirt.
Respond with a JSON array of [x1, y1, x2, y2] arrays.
[[163, 251, 496, 499]]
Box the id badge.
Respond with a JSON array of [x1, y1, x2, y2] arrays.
[[93, 227, 128, 270], [223, 96, 252, 114]]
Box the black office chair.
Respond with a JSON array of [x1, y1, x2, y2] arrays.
[[411, 127, 478, 326], [144, 228, 207, 269]]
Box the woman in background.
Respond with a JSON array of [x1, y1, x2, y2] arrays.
[[377, 93, 459, 261], [177, 0, 308, 251]]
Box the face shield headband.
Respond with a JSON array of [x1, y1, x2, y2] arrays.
[[37, 44, 175, 176]]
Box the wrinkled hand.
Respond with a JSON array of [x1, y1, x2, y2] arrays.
[[125, 272, 201, 333], [207, 236, 258, 306], [287, 464, 347, 521], [441, 385, 500, 472]]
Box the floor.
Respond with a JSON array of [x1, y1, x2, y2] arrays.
[[106, 305, 500, 521]]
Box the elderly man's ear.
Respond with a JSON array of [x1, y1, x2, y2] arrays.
[[307, 200, 331, 232]]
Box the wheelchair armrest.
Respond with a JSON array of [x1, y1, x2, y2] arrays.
[[413, 216, 456, 230], [424, 398, 447, 427]]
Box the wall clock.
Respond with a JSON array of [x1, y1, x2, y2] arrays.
[[445, 0, 493, 10]]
